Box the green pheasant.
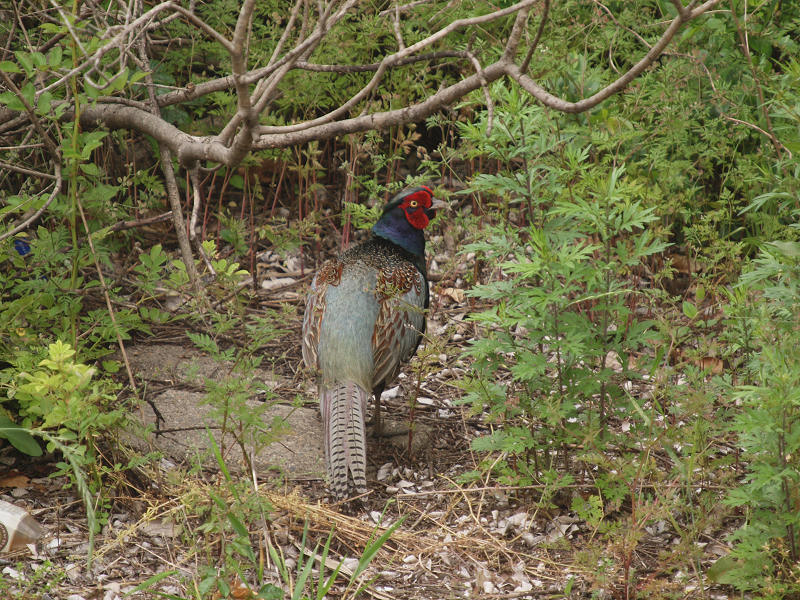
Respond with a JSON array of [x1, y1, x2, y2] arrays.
[[302, 186, 444, 499]]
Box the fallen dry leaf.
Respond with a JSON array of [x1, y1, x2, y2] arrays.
[[0, 473, 30, 489], [441, 287, 465, 303]]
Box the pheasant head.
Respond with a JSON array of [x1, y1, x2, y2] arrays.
[[371, 186, 445, 258]]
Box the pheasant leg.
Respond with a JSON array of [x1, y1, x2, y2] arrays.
[[369, 384, 385, 436]]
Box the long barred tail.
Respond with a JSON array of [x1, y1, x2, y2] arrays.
[[321, 382, 368, 499]]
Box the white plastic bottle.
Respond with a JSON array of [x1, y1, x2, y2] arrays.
[[0, 499, 43, 552]]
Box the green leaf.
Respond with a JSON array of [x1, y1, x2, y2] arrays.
[[229, 174, 245, 190], [79, 131, 108, 159], [84, 82, 100, 99], [768, 241, 800, 259], [197, 574, 216, 596], [21, 82, 36, 107], [126, 570, 179, 596], [30, 52, 47, 69], [706, 555, 741, 584], [293, 542, 316, 600], [682, 300, 698, 320], [37, 91, 53, 115], [256, 584, 284, 600], [350, 516, 405, 583], [0, 91, 25, 111], [14, 51, 33, 76], [80, 163, 103, 176], [130, 69, 149, 84], [227, 513, 250, 538], [40, 23, 64, 34], [48, 46, 63, 68], [102, 360, 121, 373], [695, 284, 705, 303], [0, 416, 42, 456], [109, 67, 129, 92], [0, 61, 21, 73]]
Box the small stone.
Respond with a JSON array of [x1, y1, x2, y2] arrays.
[[64, 563, 82, 583], [376, 462, 393, 481], [261, 277, 296, 291], [381, 386, 401, 399], [507, 512, 527, 530], [341, 557, 359, 573]]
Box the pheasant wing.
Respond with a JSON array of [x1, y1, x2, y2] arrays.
[[371, 263, 427, 388], [302, 258, 343, 370]]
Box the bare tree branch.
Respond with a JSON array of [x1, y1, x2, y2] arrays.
[[503, 4, 532, 61], [465, 51, 494, 135], [506, 0, 722, 113], [37, 1, 177, 97], [252, 61, 508, 149], [392, 2, 407, 50], [0, 69, 59, 155], [69, 0, 718, 164], [257, 0, 537, 137], [265, 0, 304, 69], [2, 0, 731, 250], [132, 0, 200, 290], [152, 51, 471, 112]]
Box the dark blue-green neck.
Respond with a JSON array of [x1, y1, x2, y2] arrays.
[[371, 209, 426, 259]]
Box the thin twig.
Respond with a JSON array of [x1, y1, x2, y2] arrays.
[[520, 0, 550, 74], [721, 114, 792, 158], [108, 211, 174, 232], [0, 159, 59, 180], [728, 0, 785, 159], [188, 167, 215, 275], [392, 2, 406, 50], [465, 50, 494, 135], [0, 162, 62, 242], [74, 194, 139, 398], [132, 0, 201, 292]]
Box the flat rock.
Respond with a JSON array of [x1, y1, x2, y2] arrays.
[[122, 344, 324, 480]]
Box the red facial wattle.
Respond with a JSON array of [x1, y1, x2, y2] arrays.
[[401, 188, 433, 230]]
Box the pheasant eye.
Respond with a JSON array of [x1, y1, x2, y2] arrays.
[[409, 200, 418, 207]]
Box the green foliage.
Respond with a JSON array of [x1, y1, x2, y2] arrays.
[[186, 310, 290, 471], [342, 201, 382, 231], [0, 4, 171, 561], [0, 340, 137, 565], [457, 98, 667, 490], [711, 240, 800, 597], [7, 340, 121, 433], [258, 213, 320, 254]]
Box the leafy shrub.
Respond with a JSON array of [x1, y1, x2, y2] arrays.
[[711, 240, 800, 597], [456, 95, 667, 493]]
